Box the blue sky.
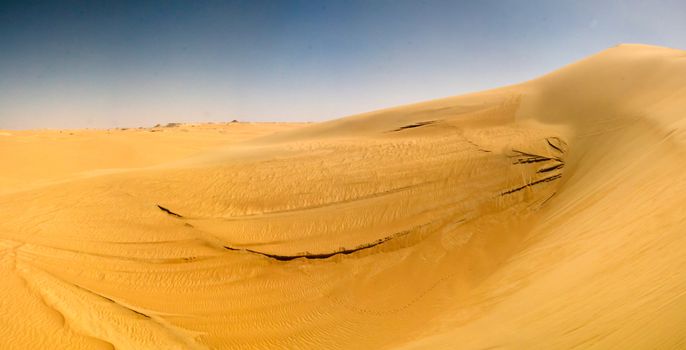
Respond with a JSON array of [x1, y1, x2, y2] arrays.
[[1, 0, 685, 129]]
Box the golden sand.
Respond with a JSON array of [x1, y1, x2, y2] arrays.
[[1, 44, 685, 349]]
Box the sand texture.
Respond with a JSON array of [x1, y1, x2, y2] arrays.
[[1, 44, 686, 349]]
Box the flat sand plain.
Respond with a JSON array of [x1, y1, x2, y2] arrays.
[[1, 44, 686, 349]]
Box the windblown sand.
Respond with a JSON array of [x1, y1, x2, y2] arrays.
[[1, 44, 686, 349]]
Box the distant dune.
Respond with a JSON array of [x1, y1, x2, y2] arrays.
[[1, 44, 686, 349]]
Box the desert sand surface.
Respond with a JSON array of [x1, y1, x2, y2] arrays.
[[2, 44, 686, 349]]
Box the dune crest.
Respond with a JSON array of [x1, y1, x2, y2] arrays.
[[2, 44, 686, 349]]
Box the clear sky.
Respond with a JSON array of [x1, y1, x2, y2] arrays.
[[1, 0, 685, 129]]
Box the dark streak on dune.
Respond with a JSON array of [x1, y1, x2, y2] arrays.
[[501, 174, 562, 196], [503, 138, 566, 195], [157, 205, 183, 218], [72, 282, 152, 319], [224, 234, 395, 261], [546, 138, 565, 153], [391, 121, 436, 132], [221, 220, 452, 262], [537, 163, 564, 173], [510, 150, 562, 164]]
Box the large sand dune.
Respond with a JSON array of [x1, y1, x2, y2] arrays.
[[1, 44, 686, 349]]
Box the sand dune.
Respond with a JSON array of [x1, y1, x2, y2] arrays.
[[2, 44, 686, 349]]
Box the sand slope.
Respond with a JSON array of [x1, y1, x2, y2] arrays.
[[1, 44, 686, 349]]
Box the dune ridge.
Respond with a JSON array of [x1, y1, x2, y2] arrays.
[[1, 44, 686, 349]]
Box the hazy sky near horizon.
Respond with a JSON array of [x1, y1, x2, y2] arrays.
[[1, 0, 685, 129]]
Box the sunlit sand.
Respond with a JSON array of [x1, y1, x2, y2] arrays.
[[1, 44, 685, 349]]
